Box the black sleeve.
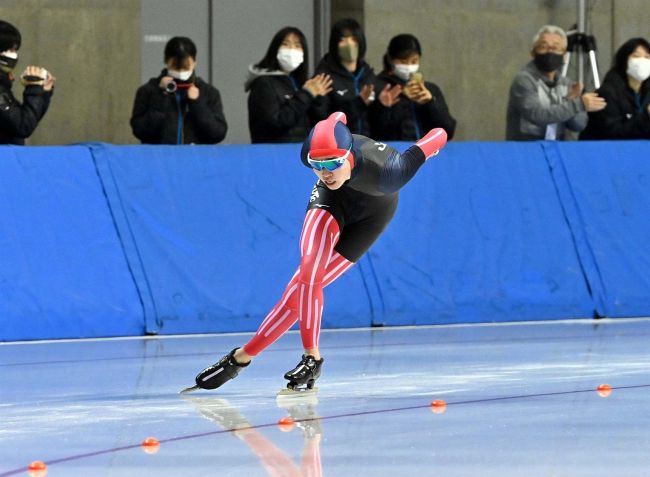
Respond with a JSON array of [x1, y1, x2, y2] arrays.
[[416, 82, 457, 140], [130, 84, 168, 143], [0, 86, 52, 139], [586, 85, 650, 139], [378, 144, 426, 194], [308, 94, 330, 125], [187, 85, 228, 144], [249, 77, 313, 129]]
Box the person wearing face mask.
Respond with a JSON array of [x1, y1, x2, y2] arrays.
[[130, 36, 227, 144], [369, 33, 456, 141], [245, 27, 333, 143], [311, 18, 378, 135], [0, 20, 55, 145], [506, 25, 606, 141], [580, 38, 650, 140]]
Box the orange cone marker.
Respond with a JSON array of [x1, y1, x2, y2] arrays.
[[27, 461, 47, 477], [142, 437, 161, 454], [430, 399, 447, 414], [277, 416, 295, 432], [597, 383, 612, 398]]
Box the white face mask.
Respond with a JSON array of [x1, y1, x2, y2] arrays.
[[0, 50, 18, 59], [627, 57, 650, 82], [168, 68, 193, 81], [393, 63, 419, 82], [277, 47, 304, 73]]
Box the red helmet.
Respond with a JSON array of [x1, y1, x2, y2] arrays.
[[306, 112, 353, 160]]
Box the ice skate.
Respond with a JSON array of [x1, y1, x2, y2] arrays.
[[180, 348, 250, 393], [278, 355, 323, 396]]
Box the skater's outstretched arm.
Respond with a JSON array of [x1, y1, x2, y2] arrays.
[[378, 127, 447, 194]]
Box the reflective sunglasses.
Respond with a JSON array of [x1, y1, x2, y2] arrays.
[[307, 148, 351, 172]]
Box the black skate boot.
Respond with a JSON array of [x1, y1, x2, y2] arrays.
[[283, 355, 323, 392], [181, 348, 250, 393]]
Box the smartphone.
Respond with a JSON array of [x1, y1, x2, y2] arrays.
[[408, 72, 423, 83]]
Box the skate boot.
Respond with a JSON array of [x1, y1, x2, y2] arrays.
[[283, 355, 323, 392], [181, 348, 249, 393]]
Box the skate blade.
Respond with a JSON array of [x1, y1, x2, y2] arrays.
[[276, 387, 318, 399], [180, 385, 201, 394]]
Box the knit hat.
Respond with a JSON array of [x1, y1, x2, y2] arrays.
[[0, 20, 21, 52]]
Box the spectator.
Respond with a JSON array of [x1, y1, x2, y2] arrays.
[[130, 36, 227, 144], [580, 38, 650, 140], [370, 33, 456, 141], [0, 20, 55, 145], [312, 18, 377, 135], [245, 26, 332, 143], [506, 25, 606, 141]]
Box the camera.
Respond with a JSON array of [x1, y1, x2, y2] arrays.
[[165, 80, 178, 93], [165, 80, 193, 94], [21, 72, 49, 85]]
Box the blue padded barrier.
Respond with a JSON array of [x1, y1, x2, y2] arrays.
[[89, 144, 374, 335], [543, 141, 650, 317], [2, 141, 650, 342], [0, 146, 144, 341], [368, 142, 596, 325]]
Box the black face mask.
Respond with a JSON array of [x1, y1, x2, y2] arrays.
[[0, 54, 17, 71], [534, 53, 564, 73]]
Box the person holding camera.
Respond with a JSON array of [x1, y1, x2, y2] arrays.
[[369, 33, 456, 141], [130, 36, 227, 144], [0, 20, 55, 145], [506, 25, 606, 141]]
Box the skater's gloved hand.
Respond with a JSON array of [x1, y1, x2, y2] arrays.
[[415, 128, 448, 160]]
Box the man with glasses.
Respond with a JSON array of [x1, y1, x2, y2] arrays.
[[185, 112, 447, 395], [506, 24, 606, 141]]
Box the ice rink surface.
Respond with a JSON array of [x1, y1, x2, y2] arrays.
[[1, 318, 650, 476]]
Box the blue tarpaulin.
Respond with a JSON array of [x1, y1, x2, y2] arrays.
[[0, 146, 143, 340], [1, 141, 649, 341]]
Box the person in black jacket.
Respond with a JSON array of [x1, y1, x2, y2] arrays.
[[0, 20, 55, 145], [580, 37, 650, 140], [370, 34, 456, 141], [312, 18, 378, 135], [130, 36, 227, 144], [245, 26, 332, 143]]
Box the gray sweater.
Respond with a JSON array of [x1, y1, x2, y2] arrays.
[[506, 61, 587, 140]]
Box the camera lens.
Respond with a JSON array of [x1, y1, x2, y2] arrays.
[[165, 81, 177, 93]]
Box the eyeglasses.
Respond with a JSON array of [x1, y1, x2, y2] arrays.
[[535, 43, 565, 54], [307, 149, 351, 172]]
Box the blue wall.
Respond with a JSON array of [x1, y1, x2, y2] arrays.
[[1, 141, 649, 341]]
